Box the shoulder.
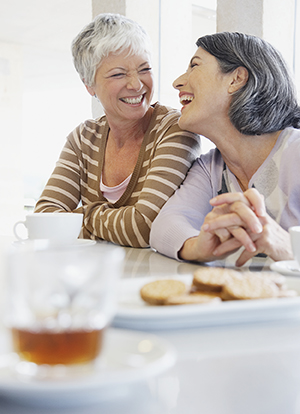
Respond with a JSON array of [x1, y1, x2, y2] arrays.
[[191, 148, 224, 181], [151, 102, 181, 118], [280, 127, 300, 144], [149, 102, 200, 146], [275, 127, 300, 156], [150, 102, 182, 129], [197, 147, 224, 170], [79, 115, 108, 136], [67, 116, 108, 147]]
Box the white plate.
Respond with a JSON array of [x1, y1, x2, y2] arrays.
[[270, 260, 300, 276], [0, 328, 176, 406], [113, 275, 300, 330], [12, 239, 96, 248]]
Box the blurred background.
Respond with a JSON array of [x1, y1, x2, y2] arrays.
[[0, 0, 298, 235]]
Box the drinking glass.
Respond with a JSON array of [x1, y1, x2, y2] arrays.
[[4, 241, 124, 375]]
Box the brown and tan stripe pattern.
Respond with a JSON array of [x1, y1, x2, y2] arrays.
[[35, 103, 200, 247]]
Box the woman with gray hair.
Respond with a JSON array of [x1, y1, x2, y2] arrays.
[[34, 13, 200, 247], [150, 32, 300, 267]]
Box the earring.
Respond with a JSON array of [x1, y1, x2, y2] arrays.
[[94, 94, 101, 104]]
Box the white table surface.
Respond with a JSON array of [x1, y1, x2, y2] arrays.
[[1, 237, 300, 414]]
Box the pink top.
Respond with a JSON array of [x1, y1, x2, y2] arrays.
[[100, 174, 132, 203]]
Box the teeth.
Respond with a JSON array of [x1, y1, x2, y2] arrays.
[[180, 95, 193, 105], [121, 95, 144, 104]]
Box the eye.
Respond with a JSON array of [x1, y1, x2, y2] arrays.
[[139, 67, 152, 74], [110, 72, 126, 78]]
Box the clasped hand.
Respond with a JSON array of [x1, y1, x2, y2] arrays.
[[182, 188, 293, 266]]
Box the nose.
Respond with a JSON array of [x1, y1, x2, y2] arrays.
[[173, 73, 187, 90], [127, 73, 143, 90]]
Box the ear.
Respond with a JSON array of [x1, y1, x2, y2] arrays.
[[228, 67, 248, 94], [85, 84, 96, 97]]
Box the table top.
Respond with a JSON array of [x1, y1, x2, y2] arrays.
[[1, 236, 300, 414]]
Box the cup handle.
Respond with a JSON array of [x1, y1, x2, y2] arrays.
[[13, 221, 27, 241]]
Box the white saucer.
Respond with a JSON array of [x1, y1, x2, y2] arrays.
[[270, 260, 300, 276], [0, 328, 176, 406]]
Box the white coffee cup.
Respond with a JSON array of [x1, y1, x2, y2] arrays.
[[13, 213, 83, 244], [289, 226, 300, 268]]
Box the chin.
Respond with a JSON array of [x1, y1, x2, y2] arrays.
[[178, 116, 197, 134]]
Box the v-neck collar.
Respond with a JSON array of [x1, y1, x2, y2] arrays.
[[219, 130, 286, 193], [97, 103, 160, 205]]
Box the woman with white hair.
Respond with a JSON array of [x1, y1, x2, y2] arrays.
[[34, 13, 200, 247], [150, 32, 300, 267]]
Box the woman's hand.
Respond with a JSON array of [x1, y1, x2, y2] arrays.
[[178, 225, 239, 263], [178, 197, 253, 262], [212, 213, 293, 266], [203, 189, 265, 253], [202, 188, 293, 265], [179, 188, 293, 265]]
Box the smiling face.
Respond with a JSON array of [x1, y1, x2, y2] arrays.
[[86, 48, 154, 125], [173, 47, 234, 135]]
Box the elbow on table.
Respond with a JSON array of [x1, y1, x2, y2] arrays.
[[149, 214, 164, 251]]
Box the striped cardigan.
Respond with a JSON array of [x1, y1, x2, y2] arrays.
[[34, 103, 200, 247]]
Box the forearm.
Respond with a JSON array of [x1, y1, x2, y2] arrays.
[[34, 166, 81, 213], [82, 124, 200, 246], [34, 133, 82, 213], [83, 203, 149, 247]]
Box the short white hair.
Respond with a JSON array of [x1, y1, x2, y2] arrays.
[[72, 13, 152, 87]]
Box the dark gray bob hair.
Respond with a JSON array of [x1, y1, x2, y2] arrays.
[[197, 32, 300, 135]]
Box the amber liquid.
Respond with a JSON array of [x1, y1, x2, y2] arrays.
[[12, 328, 104, 365]]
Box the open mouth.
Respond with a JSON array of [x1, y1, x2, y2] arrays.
[[180, 95, 194, 106], [120, 94, 145, 105]]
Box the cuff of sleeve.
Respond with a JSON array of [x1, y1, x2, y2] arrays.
[[150, 222, 198, 261]]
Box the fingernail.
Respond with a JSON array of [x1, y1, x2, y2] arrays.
[[249, 244, 256, 252], [202, 224, 209, 231], [256, 208, 265, 217], [253, 223, 262, 233]]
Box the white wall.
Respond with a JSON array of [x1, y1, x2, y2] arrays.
[[21, 48, 92, 202], [0, 42, 24, 235], [217, 0, 296, 85], [0, 1, 93, 236]]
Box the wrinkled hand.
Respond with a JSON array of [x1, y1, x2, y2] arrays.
[[203, 188, 265, 251], [180, 188, 293, 265], [212, 213, 293, 265], [179, 189, 262, 262], [202, 188, 293, 266]]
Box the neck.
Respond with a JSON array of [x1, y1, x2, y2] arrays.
[[107, 107, 153, 148], [210, 126, 282, 189]]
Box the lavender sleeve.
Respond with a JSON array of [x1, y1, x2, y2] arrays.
[[150, 128, 300, 261], [150, 149, 224, 259]]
